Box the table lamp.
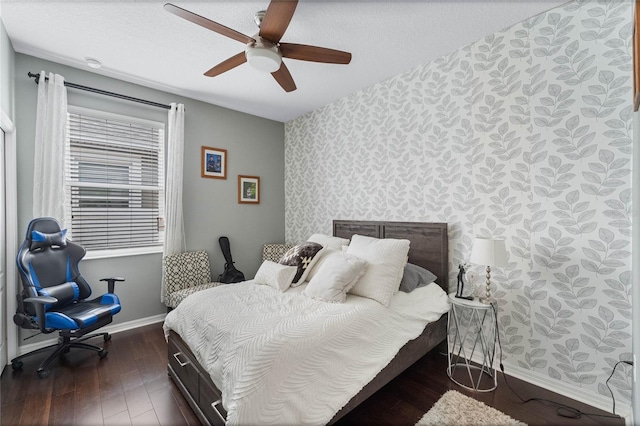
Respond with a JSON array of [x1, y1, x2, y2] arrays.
[[469, 237, 508, 304]]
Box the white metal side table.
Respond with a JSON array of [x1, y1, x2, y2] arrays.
[[446, 293, 497, 392]]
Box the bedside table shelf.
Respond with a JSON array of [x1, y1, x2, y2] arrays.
[[446, 293, 497, 392]]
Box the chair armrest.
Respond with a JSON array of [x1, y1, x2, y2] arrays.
[[24, 296, 57, 332], [100, 277, 125, 293], [24, 296, 57, 305]]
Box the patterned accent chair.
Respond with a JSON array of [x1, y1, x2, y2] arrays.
[[163, 250, 222, 309], [262, 243, 296, 263], [164, 245, 295, 309]]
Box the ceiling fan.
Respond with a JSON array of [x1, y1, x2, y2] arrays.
[[164, 0, 352, 93]]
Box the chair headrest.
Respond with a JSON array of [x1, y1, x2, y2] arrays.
[[23, 217, 68, 251], [30, 229, 68, 251]]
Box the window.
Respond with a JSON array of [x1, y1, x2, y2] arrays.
[[65, 106, 165, 255]]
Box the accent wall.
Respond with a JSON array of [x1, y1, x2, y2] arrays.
[[285, 0, 633, 412]]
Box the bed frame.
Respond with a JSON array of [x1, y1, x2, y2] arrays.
[[167, 220, 449, 425]]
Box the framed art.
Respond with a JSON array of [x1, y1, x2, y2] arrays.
[[238, 175, 260, 204], [201, 146, 227, 179]]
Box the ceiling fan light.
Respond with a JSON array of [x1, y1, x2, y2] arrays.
[[246, 47, 281, 73]]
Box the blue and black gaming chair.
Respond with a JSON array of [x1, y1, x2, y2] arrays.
[[11, 217, 123, 379]]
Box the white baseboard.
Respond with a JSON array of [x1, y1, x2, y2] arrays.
[[466, 351, 632, 421], [15, 313, 166, 357], [504, 361, 631, 419]]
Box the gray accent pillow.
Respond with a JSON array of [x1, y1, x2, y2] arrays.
[[399, 263, 437, 293]]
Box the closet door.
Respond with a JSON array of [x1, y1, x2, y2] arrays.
[[0, 128, 6, 370]]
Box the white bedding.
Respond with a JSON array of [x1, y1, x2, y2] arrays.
[[163, 281, 450, 425]]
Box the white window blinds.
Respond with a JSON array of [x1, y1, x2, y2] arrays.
[[65, 107, 165, 251]]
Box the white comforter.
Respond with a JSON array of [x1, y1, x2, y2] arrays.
[[163, 281, 450, 425]]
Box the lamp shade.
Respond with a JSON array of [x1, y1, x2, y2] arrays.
[[469, 237, 508, 267]]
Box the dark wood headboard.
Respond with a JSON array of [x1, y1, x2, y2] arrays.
[[333, 220, 449, 292]]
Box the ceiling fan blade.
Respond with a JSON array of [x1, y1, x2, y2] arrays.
[[271, 63, 297, 92], [164, 3, 255, 45], [280, 43, 352, 64], [259, 0, 298, 43], [204, 52, 247, 77]]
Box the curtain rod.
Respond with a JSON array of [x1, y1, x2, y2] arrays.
[[27, 72, 172, 110]]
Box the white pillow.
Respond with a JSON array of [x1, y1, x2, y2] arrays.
[[393, 255, 410, 295], [307, 233, 350, 250], [254, 261, 298, 292], [346, 235, 410, 306], [303, 252, 367, 303], [304, 247, 338, 282]]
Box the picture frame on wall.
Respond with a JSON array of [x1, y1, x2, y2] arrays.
[[238, 175, 260, 204], [201, 146, 227, 179]]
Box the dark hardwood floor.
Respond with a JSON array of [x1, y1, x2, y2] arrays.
[[1, 323, 624, 425]]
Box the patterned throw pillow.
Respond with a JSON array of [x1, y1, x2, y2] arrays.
[[279, 242, 324, 284]]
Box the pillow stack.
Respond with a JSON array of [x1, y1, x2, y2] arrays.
[[255, 233, 424, 306], [254, 240, 325, 292], [302, 234, 412, 306]]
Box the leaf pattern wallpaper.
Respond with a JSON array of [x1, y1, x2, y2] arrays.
[[284, 0, 633, 409]]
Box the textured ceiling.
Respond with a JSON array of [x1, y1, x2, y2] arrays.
[[1, 1, 567, 122]]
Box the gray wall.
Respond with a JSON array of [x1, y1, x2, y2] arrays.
[[14, 54, 285, 338]]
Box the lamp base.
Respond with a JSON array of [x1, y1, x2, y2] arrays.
[[479, 265, 494, 305], [479, 296, 495, 305]]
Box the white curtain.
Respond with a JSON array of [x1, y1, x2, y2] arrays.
[[32, 70, 68, 224], [162, 103, 186, 302]]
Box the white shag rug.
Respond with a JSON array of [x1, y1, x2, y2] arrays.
[[416, 390, 527, 426]]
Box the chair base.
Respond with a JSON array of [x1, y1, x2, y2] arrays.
[[11, 332, 111, 379]]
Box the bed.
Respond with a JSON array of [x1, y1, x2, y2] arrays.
[[164, 220, 449, 425]]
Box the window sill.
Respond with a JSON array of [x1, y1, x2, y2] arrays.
[[83, 245, 163, 260]]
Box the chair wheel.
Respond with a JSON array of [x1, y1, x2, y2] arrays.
[[98, 349, 108, 359], [37, 370, 50, 379], [104, 334, 111, 342], [12, 360, 23, 370]]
